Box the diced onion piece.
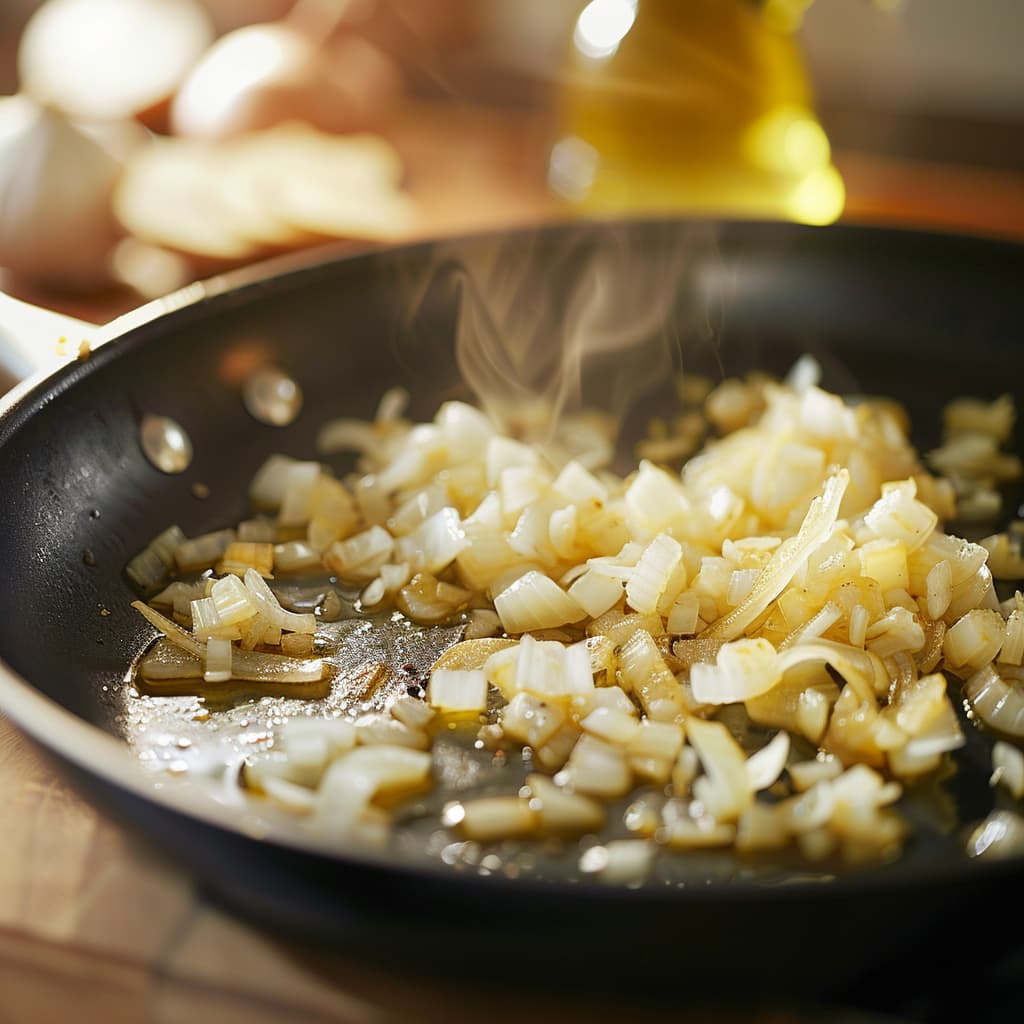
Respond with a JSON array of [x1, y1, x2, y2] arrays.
[[390, 696, 436, 731], [991, 741, 1024, 798], [281, 716, 357, 759], [1000, 610, 1024, 667], [618, 630, 685, 721], [580, 706, 640, 746], [625, 461, 689, 537], [559, 736, 632, 798], [494, 571, 585, 634], [278, 462, 321, 527], [578, 839, 655, 885], [745, 731, 790, 791], [175, 528, 236, 573], [568, 568, 624, 619], [533, 722, 582, 772], [967, 810, 1024, 860], [501, 691, 567, 747], [944, 609, 1006, 673], [243, 568, 316, 634], [553, 460, 608, 503], [218, 541, 274, 578], [858, 538, 909, 593], [514, 635, 594, 700], [707, 470, 848, 641], [626, 533, 684, 615], [525, 773, 605, 833], [687, 717, 753, 822], [863, 479, 937, 553], [965, 664, 1024, 738], [204, 636, 232, 683], [690, 637, 782, 705], [397, 573, 470, 624], [280, 633, 315, 657], [435, 400, 495, 461], [864, 607, 926, 659], [210, 573, 258, 627], [485, 436, 540, 488], [238, 518, 276, 542], [126, 524, 187, 589], [788, 755, 842, 792], [318, 745, 432, 821], [324, 526, 394, 582], [190, 596, 235, 640], [462, 609, 504, 640], [660, 813, 736, 850], [667, 592, 701, 635], [396, 507, 467, 574], [945, 394, 1015, 442], [355, 714, 429, 750], [274, 541, 323, 573], [452, 797, 537, 842], [428, 668, 487, 713], [308, 475, 359, 549], [259, 775, 317, 814]]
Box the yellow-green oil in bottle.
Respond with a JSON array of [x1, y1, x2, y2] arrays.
[[550, 0, 845, 224]]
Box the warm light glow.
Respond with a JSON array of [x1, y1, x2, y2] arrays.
[[548, 135, 600, 202], [743, 107, 831, 176], [786, 165, 846, 226], [573, 0, 639, 60]]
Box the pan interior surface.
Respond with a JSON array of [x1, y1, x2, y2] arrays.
[[0, 221, 1023, 988]]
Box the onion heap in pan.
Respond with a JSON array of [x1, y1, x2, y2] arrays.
[[128, 361, 1024, 878]]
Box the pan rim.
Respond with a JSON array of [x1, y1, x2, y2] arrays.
[[1, 216, 1023, 907]]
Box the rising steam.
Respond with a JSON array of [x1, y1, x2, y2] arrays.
[[432, 223, 718, 438]]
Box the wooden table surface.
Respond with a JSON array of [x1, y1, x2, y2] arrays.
[[1, 102, 1023, 1022]]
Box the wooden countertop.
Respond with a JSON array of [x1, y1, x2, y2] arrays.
[[1, 101, 1023, 1022]]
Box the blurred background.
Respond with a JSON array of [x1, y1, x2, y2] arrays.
[[0, 0, 1022, 317]]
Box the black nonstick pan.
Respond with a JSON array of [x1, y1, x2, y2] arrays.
[[0, 220, 1022, 1013]]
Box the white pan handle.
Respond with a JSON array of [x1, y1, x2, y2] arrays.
[[0, 292, 98, 393]]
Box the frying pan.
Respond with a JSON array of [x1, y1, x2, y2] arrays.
[[0, 220, 1023, 1013]]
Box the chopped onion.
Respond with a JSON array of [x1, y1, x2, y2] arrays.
[[494, 571, 585, 634], [279, 462, 322, 527], [745, 731, 790, 791], [965, 664, 1024, 738], [243, 568, 316, 634], [626, 533, 684, 615], [578, 839, 655, 884], [175, 529, 235, 573], [525, 773, 605, 833], [126, 524, 187, 589], [687, 717, 752, 822], [690, 637, 781, 705], [513, 635, 594, 700], [427, 668, 488, 713], [218, 541, 274, 578], [616, 630, 684, 721], [559, 736, 632, 798], [396, 507, 467, 575], [452, 797, 537, 842], [204, 636, 232, 683], [209, 573, 258, 627], [274, 541, 323, 573], [707, 470, 848, 641]]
